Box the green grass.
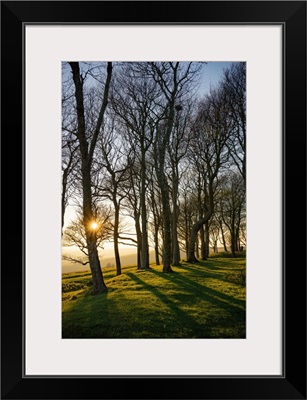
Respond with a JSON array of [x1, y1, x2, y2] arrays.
[[62, 257, 246, 339]]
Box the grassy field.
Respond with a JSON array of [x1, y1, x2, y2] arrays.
[[62, 255, 246, 339]]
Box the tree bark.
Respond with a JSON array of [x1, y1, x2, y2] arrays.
[[113, 203, 121, 276], [205, 221, 210, 258], [231, 220, 236, 258], [171, 171, 180, 266], [134, 212, 142, 270], [187, 179, 214, 263], [151, 192, 161, 266], [69, 61, 112, 292], [140, 147, 150, 269], [219, 221, 228, 252], [160, 172, 173, 272], [200, 226, 206, 260], [61, 166, 69, 234]]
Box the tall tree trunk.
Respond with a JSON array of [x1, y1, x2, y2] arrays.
[[200, 226, 206, 260], [113, 203, 121, 276], [195, 234, 200, 259], [184, 201, 190, 260], [219, 220, 228, 252], [154, 228, 160, 266], [134, 212, 142, 270], [187, 179, 214, 263], [61, 168, 68, 234], [231, 221, 236, 258], [160, 173, 173, 272], [154, 122, 174, 272], [83, 173, 107, 292], [205, 221, 210, 258], [69, 61, 112, 293], [235, 220, 241, 252], [187, 225, 200, 263], [171, 171, 180, 266], [140, 149, 149, 269], [151, 195, 160, 266]]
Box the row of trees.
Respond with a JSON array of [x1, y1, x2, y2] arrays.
[[62, 61, 246, 292]]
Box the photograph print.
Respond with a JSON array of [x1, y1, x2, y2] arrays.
[[61, 61, 246, 339]]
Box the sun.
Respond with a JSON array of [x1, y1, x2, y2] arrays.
[[90, 221, 98, 230]]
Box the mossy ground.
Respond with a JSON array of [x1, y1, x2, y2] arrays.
[[62, 255, 246, 339]]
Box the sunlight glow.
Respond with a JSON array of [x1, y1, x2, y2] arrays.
[[90, 222, 98, 230]]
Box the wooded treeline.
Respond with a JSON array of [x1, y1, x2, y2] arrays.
[[62, 61, 246, 293]]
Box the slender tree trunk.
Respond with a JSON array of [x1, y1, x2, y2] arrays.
[[171, 172, 180, 266], [113, 203, 121, 276], [235, 221, 241, 252], [231, 221, 236, 258], [205, 221, 210, 258], [200, 226, 206, 260], [187, 179, 214, 263], [154, 229, 160, 266], [154, 157, 173, 272], [195, 234, 200, 259], [140, 150, 149, 269], [187, 224, 200, 263], [152, 198, 160, 266], [134, 212, 142, 270], [61, 168, 68, 234], [185, 239, 189, 261], [160, 173, 173, 272], [154, 137, 174, 272], [184, 202, 190, 260], [219, 221, 228, 252]]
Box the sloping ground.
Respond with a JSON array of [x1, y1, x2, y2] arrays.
[[62, 258, 246, 339]]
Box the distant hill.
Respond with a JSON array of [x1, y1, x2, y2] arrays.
[[62, 251, 156, 274], [62, 247, 231, 274]]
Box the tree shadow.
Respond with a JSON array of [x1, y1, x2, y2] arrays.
[[179, 262, 245, 287], [149, 268, 245, 312], [127, 272, 211, 337], [62, 289, 114, 338]]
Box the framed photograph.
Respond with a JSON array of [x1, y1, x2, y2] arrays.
[[1, 1, 306, 398]]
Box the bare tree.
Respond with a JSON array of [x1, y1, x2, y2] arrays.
[[62, 66, 80, 234], [223, 62, 246, 182], [167, 103, 192, 265], [217, 171, 246, 257], [177, 179, 198, 260], [93, 118, 133, 275], [148, 62, 201, 272], [62, 205, 113, 266], [187, 86, 231, 262], [111, 63, 161, 270], [147, 162, 163, 266], [61, 136, 78, 234], [208, 215, 220, 253], [121, 162, 143, 268], [68, 62, 112, 292]]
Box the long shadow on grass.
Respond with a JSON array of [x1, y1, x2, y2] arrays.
[[149, 269, 245, 312], [62, 290, 114, 338], [127, 272, 209, 336], [178, 263, 244, 287]]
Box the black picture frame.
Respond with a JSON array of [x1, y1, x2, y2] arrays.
[[1, 1, 306, 399]]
